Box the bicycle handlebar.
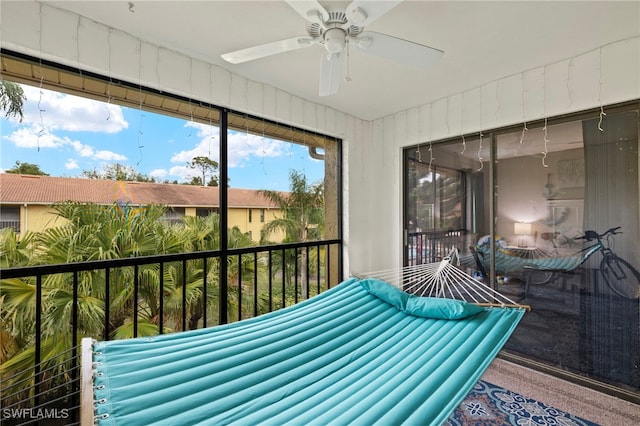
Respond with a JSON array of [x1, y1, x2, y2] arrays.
[[576, 226, 622, 241]]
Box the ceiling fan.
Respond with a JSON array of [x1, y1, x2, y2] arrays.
[[220, 0, 443, 96]]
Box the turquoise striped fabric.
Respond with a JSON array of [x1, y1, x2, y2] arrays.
[[92, 278, 525, 425]]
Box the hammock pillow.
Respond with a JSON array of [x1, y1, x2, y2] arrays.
[[360, 278, 484, 320], [405, 296, 485, 320], [360, 277, 409, 310]]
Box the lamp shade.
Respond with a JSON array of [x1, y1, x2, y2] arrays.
[[514, 222, 532, 235]]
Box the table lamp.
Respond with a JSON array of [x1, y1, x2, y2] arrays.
[[514, 222, 532, 247]]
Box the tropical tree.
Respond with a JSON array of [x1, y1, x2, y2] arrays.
[[177, 214, 222, 329], [0, 202, 265, 402], [0, 80, 26, 122], [0, 203, 178, 390], [5, 161, 49, 176], [82, 163, 155, 182], [259, 169, 324, 296], [187, 156, 219, 186], [0, 228, 38, 364]]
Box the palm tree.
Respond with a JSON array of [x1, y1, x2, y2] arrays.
[[169, 215, 262, 326], [0, 202, 269, 401], [226, 226, 271, 321], [259, 169, 324, 297], [0, 202, 186, 395], [0, 230, 34, 367], [178, 214, 221, 329]]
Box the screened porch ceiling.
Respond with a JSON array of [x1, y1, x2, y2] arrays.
[[41, 1, 639, 123]]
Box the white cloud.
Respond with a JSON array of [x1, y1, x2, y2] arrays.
[[65, 159, 79, 170], [149, 169, 168, 179], [3, 126, 65, 148], [4, 126, 127, 162], [68, 140, 95, 157], [93, 149, 127, 161], [172, 122, 220, 162], [227, 131, 288, 167], [170, 139, 219, 164], [20, 85, 128, 134], [170, 123, 287, 170], [168, 165, 197, 182]]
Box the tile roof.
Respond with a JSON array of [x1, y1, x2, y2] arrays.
[[0, 174, 278, 208]]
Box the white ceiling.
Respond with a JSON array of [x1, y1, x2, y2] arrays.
[[45, 1, 640, 122]]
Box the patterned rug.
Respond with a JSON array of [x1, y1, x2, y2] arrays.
[[445, 380, 600, 425]]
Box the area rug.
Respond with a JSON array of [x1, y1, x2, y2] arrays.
[[445, 380, 599, 425]]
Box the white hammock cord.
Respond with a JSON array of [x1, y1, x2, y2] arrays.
[[356, 249, 522, 306]]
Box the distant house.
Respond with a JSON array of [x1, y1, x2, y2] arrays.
[[0, 173, 281, 241]]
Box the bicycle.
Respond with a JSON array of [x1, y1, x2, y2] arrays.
[[525, 231, 586, 285], [575, 226, 640, 299], [525, 227, 640, 298], [467, 227, 640, 298]]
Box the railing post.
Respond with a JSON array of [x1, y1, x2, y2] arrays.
[[326, 244, 331, 288], [253, 252, 258, 317], [305, 246, 310, 299], [201, 258, 207, 328], [268, 250, 273, 312], [316, 245, 321, 294], [182, 261, 187, 331], [72, 271, 80, 422], [133, 265, 139, 337], [73, 271, 79, 347], [281, 249, 286, 308], [104, 268, 110, 341], [294, 247, 299, 303], [159, 262, 164, 334], [34, 274, 42, 408], [238, 254, 243, 321]]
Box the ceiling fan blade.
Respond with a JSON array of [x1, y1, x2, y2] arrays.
[[345, 0, 403, 26], [285, 0, 329, 24], [319, 52, 345, 97], [221, 36, 315, 64], [352, 31, 443, 69]]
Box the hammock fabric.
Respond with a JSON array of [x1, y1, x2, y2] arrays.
[[463, 244, 602, 275], [88, 277, 525, 426]]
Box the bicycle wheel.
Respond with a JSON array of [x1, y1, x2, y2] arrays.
[[526, 270, 557, 285], [600, 255, 640, 299]]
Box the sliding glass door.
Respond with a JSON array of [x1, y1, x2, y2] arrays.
[[403, 103, 640, 401]]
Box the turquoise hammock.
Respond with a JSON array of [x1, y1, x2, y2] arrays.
[[463, 244, 602, 276], [83, 259, 527, 426]]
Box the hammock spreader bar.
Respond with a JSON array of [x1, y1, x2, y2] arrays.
[[82, 267, 526, 426]]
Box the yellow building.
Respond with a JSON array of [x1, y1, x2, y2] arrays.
[[0, 173, 282, 242]]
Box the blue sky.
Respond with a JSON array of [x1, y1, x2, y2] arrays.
[[1, 84, 324, 191]]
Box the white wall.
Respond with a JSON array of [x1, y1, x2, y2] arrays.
[[1, 2, 639, 278], [360, 37, 640, 275]]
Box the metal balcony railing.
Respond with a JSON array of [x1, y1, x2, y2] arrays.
[[0, 220, 21, 233], [0, 239, 342, 425], [406, 228, 470, 265]]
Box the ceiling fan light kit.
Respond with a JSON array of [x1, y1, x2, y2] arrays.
[[323, 28, 346, 53], [221, 1, 444, 96]]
